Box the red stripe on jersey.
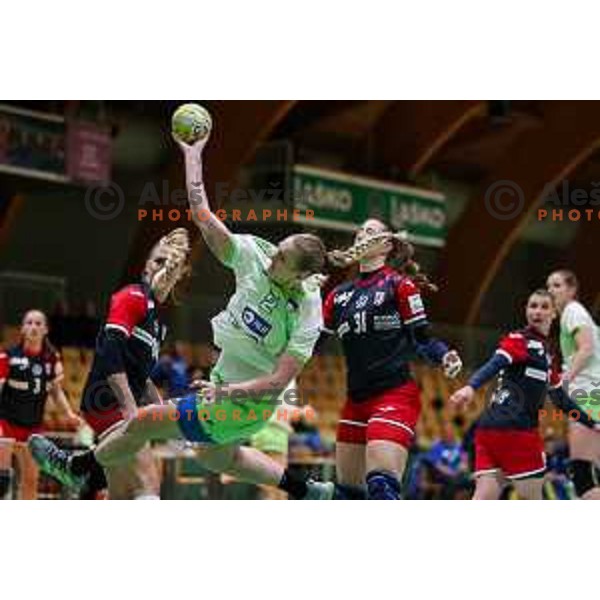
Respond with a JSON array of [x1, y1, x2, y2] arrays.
[[323, 290, 336, 330], [548, 353, 562, 387], [395, 277, 427, 324], [0, 351, 8, 381], [106, 285, 148, 336], [497, 333, 529, 364]]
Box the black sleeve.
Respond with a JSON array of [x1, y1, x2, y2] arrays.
[[548, 387, 596, 429], [410, 322, 449, 365], [468, 353, 511, 390], [97, 328, 128, 376]]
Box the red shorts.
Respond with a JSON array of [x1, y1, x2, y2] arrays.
[[336, 381, 421, 449], [474, 428, 546, 480], [83, 404, 126, 437], [0, 420, 42, 443]]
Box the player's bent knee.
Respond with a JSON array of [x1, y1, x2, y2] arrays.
[[568, 459, 600, 497]]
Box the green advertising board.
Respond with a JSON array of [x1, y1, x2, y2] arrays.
[[292, 164, 446, 247]]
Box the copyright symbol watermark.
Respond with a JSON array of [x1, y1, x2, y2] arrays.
[[84, 381, 126, 424], [85, 182, 125, 221], [484, 180, 524, 220]]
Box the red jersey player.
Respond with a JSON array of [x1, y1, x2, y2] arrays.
[[29, 228, 192, 499], [450, 289, 597, 499], [324, 218, 462, 499], [0, 309, 80, 499]]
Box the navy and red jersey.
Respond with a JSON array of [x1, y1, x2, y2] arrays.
[[0, 344, 63, 428], [476, 327, 560, 430], [323, 266, 428, 402], [80, 282, 166, 420]]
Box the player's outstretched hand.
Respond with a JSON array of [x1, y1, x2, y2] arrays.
[[449, 385, 474, 409], [442, 350, 463, 379], [191, 379, 217, 404], [174, 134, 209, 157]]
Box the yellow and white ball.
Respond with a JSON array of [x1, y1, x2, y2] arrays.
[[171, 103, 212, 145]]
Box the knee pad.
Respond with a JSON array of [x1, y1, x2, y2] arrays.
[[366, 470, 401, 500], [568, 460, 600, 497]]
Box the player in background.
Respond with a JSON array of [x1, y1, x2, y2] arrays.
[[30, 228, 192, 499], [323, 218, 463, 500], [0, 310, 81, 499], [31, 136, 335, 500], [546, 270, 600, 499], [450, 289, 597, 499]]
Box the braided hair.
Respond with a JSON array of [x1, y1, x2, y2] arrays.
[[325, 219, 438, 293]]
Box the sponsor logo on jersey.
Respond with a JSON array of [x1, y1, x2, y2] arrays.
[[337, 322, 351, 338], [408, 294, 424, 314], [374, 291, 386, 306], [355, 294, 369, 309], [492, 388, 511, 405], [373, 314, 402, 331], [9, 357, 29, 368], [527, 340, 544, 355], [334, 291, 354, 307], [525, 367, 548, 381], [32, 364, 43, 376], [242, 307, 272, 338]]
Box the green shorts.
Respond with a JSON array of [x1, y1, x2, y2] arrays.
[[176, 367, 282, 445], [250, 422, 290, 455]]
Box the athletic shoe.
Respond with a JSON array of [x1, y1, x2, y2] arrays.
[[28, 434, 86, 491], [303, 480, 335, 500]]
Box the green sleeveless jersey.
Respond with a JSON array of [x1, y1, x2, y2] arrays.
[[211, 234, 323, 383]]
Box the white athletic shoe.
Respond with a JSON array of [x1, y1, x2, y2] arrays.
[[303, 480, 335, 500]]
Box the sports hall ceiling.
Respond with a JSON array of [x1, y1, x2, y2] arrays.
[[5, 100, 600, 323]]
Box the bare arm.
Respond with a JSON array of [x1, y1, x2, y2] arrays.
[[180, 142, 234, 265], [107, 373, 138, 420], [198, 354, 302, 402], [142, 378, 164, 406], [568, 326, 594, 381], [48, 383, 79, 423], [229, 354, 302, 396]]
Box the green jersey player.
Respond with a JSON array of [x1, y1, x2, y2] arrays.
[[547, 269, 600, 499], [30, 136, 334, 500]]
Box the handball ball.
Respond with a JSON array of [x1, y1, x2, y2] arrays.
[[171, 103, 212, 145]]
